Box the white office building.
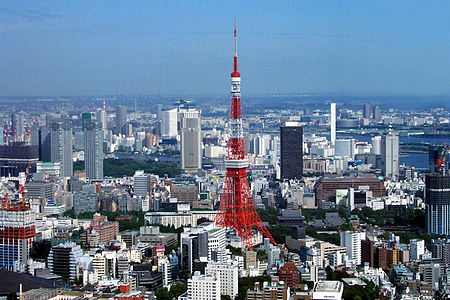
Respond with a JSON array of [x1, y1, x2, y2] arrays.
[[340, 231, 365, 265], [133, 170, 149, 196], [161, 108, 178, 138], [187, 272, 220, 300], [330, 103, 336, 146], [381, 133, 399, 178], [312, 280, 344, 300], [371, 136, 382, 155], [410, 239, 425, 261], [335, 138, 355, 159], [180, 109, 202, 170], [205, 261, 238, 299]]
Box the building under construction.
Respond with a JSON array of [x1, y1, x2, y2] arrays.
[[0, 186, 36, 272]]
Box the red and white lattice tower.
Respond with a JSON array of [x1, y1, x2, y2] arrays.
[[214, 23, 275, 250]]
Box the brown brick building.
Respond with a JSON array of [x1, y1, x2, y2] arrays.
[[278, 263, 301, 288], [315, 175, 386, 203]]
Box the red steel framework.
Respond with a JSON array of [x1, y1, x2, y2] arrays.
[[214, 23, 275, 250], [0, 184, 36, 270]]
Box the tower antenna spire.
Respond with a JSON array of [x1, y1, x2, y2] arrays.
[[233, 17, 238, 73]]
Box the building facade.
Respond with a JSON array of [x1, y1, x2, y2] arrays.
[[180, 109, 202, 170], [280, 126, 303, 180], [84, 120, 104, 179], [50, 121, 73, 177], [116, 105, 127, 135], [381, 133, 399, 178], [425, 174, 450, 235]]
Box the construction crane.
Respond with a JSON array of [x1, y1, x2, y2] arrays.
[[435, 144, 449, 175]]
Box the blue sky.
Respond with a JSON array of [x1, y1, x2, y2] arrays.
[[1, 1, 450, 96]]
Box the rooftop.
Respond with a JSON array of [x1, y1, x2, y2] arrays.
[[313, 280, 344, 293]]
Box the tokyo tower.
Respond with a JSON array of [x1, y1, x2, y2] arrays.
[[214, 23, 275, 250]]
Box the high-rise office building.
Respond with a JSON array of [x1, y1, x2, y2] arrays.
[[161, 108, 178, 138], [115, 105, 127, 135], [381, 132, 399, 178], [81, 112, 95, 131], [11, 112, 25, 141], [73, 191, 98, 215], [373, 106, 381, 122], [205, 262, 239, 299], [335, 138, 356, 159], [340, 231, 365, 265], [409, 239, 425, 261], [426, 174, 450, 235], [187, 272, 220, 300], [0, 197, 36, 272], [429, 145, 450, 173], [371, 136, 382, 155], [97, 100, 108, 130], [48, 242, 83, 282], [330, 103, 336, 146], [133, 170, 150, 196], [50, 121, 73, 177], [280, 125, 303, 180], [84, 120, 103, 179], [252, 134, 270, 157], [180, 109, 201, 170], [38, 126, 52, 162], [363, 103, 371, 119]]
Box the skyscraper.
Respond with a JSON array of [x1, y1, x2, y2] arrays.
[[330, 103, 336, 146], [84, 120, 103, 179], [11, 112, 25, 141], [371, 136, 382, 155], [280, 125, 303, 180], [97, 100, 108, 130], [38, 126, 52, 162], [373, 105, 381, 122], [426, 174, 450, 235], [187, 272, 220, 300], [363, 103, 372, 119], [50, 121, 73, 177], [115, 105, 127, 135], [161, 108, 178, 138], [429, 145, 450, 173], [335, 138, 356, 159], [48, 242, 83, 282], [381, 131, 399, 178], [180, 109, 202, 170], [81, 112, 95, 131], [0, 189, 36, 272]]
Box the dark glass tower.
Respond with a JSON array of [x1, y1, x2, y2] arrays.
[[426, 174, 450, 235], [280, 126, 303, 180]]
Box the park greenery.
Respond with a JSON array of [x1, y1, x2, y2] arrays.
[[325, 266, 379, 300], [352, 206, 425, 228], [302, 207, 350, 222], [64, 209, 146, 232], [73, 158, 181, 177], [155, 283, 187, 300], [236, 276, 270, 300], [306, 223, 354, 245], [256, 207, 279, 225]]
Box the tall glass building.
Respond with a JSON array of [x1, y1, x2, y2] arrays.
[[426, 174, 450, 235], [84, 120, 103, 179]]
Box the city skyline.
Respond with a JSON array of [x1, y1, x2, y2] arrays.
[[2, 1, 450, 96]]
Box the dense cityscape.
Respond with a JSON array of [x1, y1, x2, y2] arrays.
[[1, 2, 450, 300]]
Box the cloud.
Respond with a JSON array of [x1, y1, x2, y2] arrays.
[[0, 7, 61, 21], [0, 7, 61, 31]]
